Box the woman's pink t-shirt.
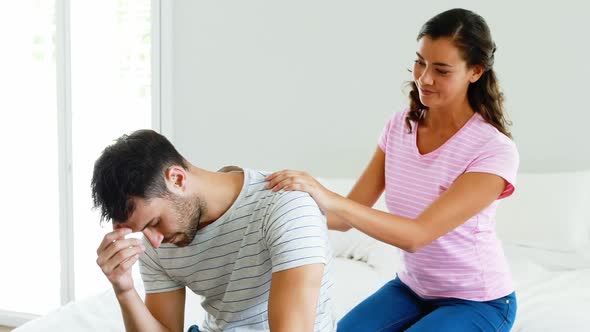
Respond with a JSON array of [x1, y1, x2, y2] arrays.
[[378, 109, 519, 301]]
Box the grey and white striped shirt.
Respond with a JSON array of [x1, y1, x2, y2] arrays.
[[139, 168, 335, 331]]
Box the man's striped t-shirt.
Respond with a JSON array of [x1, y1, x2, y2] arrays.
[[139, 168, 336, 331]]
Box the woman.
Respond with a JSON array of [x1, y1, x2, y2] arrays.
[[266, 8, 518, 332]]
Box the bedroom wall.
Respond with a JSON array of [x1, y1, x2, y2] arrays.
[[165, 0, 590, 177]]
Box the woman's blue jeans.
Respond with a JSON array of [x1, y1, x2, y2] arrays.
[[338, 276, 516, 331]]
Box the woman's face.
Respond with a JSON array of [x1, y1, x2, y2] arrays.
[[412, 36, 483, 109]]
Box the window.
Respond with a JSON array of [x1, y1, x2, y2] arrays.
[[0, 0, 61, 316], [70, 0, 152, 300], [0, 0, 154, 322]]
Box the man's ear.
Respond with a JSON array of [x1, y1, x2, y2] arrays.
[[469, 65, 485, 83], [165, 166, 186, 193]]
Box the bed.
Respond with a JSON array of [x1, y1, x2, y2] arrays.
[[15, 170, 590, 331]]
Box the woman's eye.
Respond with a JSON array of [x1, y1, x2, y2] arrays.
[[437, 69, 449, 75], [414, 59, 425, 66]]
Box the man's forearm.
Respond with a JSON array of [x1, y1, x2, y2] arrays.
[[116, 289, 171, 332]]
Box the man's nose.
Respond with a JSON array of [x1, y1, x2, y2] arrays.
[[143, 227, 164, 249]]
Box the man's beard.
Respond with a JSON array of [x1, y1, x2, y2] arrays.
[[171, 194, 206, 247]]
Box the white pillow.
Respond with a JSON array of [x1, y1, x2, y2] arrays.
[[496, 170, 590, 252]]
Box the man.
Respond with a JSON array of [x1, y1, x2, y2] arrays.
[[92, 129, 335, 332]]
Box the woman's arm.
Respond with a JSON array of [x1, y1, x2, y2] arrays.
[[326, 147, 386, 231], [267, 170, 505, 252]]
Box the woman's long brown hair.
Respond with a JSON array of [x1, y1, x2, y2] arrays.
[[405, 8, 512, 139]]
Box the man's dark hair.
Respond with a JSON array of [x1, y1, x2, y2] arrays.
[[91, 129, 189, 223]]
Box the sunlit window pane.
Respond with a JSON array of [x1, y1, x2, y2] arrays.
[[0, 0, 60, 315], [70, 0, 152, 300]]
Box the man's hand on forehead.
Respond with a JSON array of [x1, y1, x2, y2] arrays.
[[96, 227, 145, 295], [109, 226, 143, 246]]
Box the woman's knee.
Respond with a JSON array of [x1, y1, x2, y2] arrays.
[[337, 278, 423, 332]]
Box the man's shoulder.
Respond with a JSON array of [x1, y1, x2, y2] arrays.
[[269, 189, 319, 211], [262, 190, 325, 234], [236, 169, 323, 218], [238, 168, 315, 204]]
